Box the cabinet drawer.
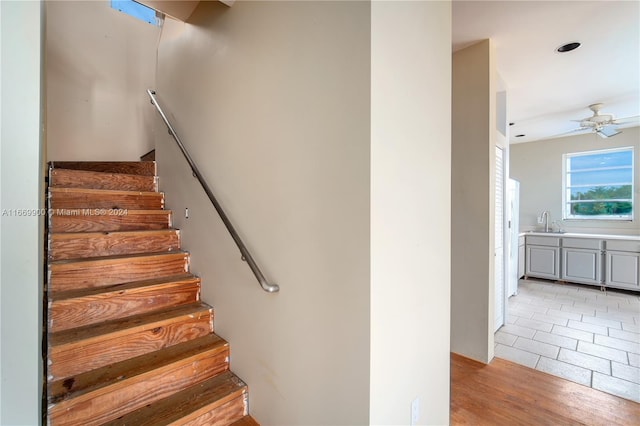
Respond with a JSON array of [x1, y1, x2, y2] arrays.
[[526, 236, 560, 247], [606, 240, 640, 253], [562, 238, 602, 250]]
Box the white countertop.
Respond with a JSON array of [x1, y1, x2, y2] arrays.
[[521, 231, 640, 241]]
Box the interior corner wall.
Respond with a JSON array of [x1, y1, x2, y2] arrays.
[[451, 39, 496, 363], [510, 126, 640, 235], [154, 1, 370, 425], [45, 0, 160, 161], [0, 1, 44, 424], [370, 2, 451, 424]]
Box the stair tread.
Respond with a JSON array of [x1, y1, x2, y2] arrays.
[[50, 229, 179, 239], [48, 251, 190, 292], [50, 209, 173, 232], [49, 187, 162, 197], [48, 333, 227, 401], [49, 274, 201, 332], [52, 168, 155, 179], [49, 187, 164, 211], [103, 371, 247, 426], [50, 168, 158, 192], [50, 161, 156, 176], [50, 209, 170, 216], [50, 273, 198, 301], [46, 160, 251, 425], [50, 302, 211, 349], [49, 250, 188, 266], [48, 229, 182, 260]]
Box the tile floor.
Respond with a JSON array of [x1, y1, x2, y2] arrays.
[[495, 278, 640, 403]]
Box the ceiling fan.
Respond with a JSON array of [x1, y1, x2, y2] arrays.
[[567, 103, 639, 138]]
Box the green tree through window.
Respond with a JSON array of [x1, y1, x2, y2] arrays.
[[563, 147, 634, 220]]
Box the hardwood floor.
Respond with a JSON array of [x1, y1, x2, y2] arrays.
[[451, 353, 640, 425]]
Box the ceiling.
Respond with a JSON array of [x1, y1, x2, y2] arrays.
[[452, 1, 640, 144]]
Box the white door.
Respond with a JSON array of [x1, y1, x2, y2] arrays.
[[494, 146, 505, 331]]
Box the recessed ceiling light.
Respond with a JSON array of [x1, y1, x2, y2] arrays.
[[515, 134, 525, 138], [556, 42, 581, 53]]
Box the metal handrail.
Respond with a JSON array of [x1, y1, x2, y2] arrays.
[[147, 89, 279, 293]]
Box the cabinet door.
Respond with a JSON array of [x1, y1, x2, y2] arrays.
[[606, 251, 640, 290], [526, 245, 559, 280], [562, 248, 602, 285]]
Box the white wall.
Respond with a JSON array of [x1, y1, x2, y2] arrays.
[[511, 127, 640, 236], [370, 1, 451, 424], [46, 0, 160, 161], [0, 1, 44, 423], [155, 2, 371, 424], [451, 40, 496, 363], [154, 1, 452, 423]]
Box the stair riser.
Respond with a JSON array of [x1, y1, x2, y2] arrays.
[[177, 394, 248, 426], [48, 310, 213, 381], [49, 231, 181, 260], [50, 169, 158, 192], [51, 162, 156, 176], [50, 211, 172, 232], [49, 191, 164, 210], [49, 254, 189, 292], [50, 281, 201, 333], [48, 350, 229, 426]]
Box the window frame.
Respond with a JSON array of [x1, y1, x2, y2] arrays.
[[562, 146, 634, 221]]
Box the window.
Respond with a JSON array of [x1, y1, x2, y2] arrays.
[[563, 147, 634, 220], [111, 0, 162, 26]]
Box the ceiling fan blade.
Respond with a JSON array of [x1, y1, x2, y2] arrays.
[[597, 126, 621, 138], [612, 115, 640, 124], [555, 127, 592, 137]]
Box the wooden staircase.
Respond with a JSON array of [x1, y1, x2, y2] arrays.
[[46, 161, 258, 426]]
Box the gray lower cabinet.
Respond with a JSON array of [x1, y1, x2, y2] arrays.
[[605, 240, 640, 291], [562, 248, 602, 285], [561, 237, 603, 285], [525, 236, 560, 280], [525, 235, 639, 292]]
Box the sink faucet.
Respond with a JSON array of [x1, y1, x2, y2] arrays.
[[540, 211, 551, 232]]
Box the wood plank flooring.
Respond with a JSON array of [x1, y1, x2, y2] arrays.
[[451, 353, 640, 425]]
